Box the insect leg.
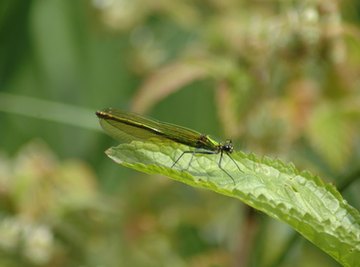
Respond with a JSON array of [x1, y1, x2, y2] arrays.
[[185, 151, 195, 170], [172, 150, 237, 186], [171, 151, 194, 168], [226, 152, 243, 173], [190, 150, 236, 185], [218, 151, 235, 185], [172, 149, 212, 171]]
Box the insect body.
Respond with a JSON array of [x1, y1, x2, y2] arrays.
[[96, 108, 241, 183]]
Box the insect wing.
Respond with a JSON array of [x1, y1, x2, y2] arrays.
[[97, 110, 162, 143], [97, 108, 219, 150]]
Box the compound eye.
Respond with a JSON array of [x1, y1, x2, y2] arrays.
[[224, 143, 233, 152]]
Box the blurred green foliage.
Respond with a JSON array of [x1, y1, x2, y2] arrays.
[[0, 0, 359, 266]]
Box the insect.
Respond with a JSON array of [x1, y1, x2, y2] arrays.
[[96, 108, 242, 183]]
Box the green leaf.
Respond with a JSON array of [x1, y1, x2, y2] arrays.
[[106, 141, 360, 267]]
